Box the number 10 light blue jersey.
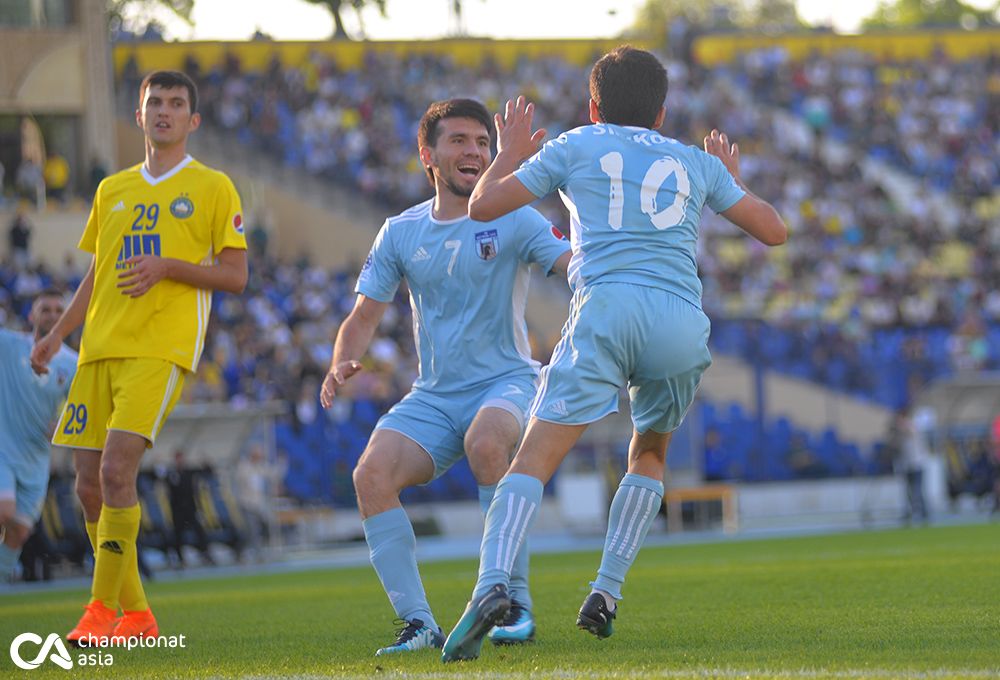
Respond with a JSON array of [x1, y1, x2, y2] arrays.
[[514, 124, 745, 307], [357, 199, 570, 393]]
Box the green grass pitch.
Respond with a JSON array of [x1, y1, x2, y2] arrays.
[[2, 523, 998, 678]]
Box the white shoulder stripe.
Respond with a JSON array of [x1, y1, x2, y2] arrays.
[[391, 204, 431, 225]]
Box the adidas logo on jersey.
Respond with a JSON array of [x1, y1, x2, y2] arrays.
[[549, 400, 569, 417], [111, 201, 126, 212], [99, 540, 123, 555], [411, 247, 431, 262]]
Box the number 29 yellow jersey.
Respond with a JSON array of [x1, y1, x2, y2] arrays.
[[78, 155, 247, 372]]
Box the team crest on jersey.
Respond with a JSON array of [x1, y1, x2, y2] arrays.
[[475, 229, 499, 261], [550, 225, 567, 241], [233, 213, 244, 234], [170, 195, 194, 219]]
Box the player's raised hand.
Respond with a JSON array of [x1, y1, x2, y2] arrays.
[[495, 95, 547, 163], [30, 332, 61, 375], [320, 360, 363, 409], [117, 255, 170, 297], [704, 129, 741, 179]]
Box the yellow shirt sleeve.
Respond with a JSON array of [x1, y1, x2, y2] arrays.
[[212, 174, 248, 256], [78, 181, 102, 253]]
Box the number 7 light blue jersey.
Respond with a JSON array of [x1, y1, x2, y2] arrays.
[[356, 199, 570, 393], [514, 124, 745, 307]]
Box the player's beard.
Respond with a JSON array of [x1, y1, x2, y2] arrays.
[[440, 174, 474, 198]]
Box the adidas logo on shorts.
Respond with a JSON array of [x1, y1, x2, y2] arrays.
[[549, 400, 569, 417]]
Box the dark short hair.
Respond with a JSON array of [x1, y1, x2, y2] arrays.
[[417, 98, 492, 184], [36, 288, 64, 300], [589, 46, 667, 129], [139, 70, 199, 114]]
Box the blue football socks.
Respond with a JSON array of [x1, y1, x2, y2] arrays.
[[474, 473, 543, 600], [591, 472, 664, 601], [479, 484, 532, 610], [363, 507, 438, 631]]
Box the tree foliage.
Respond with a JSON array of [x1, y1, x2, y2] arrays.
[[301, 0, 388, 40], [630, 0, 804, 37], [861, 0, 998, 29], [107, 0, 194, 33]]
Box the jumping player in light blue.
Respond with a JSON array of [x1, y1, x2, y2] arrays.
[[1, 289, 78, 583], [319, 98, 570, 657], [443, 46, 788, 661]]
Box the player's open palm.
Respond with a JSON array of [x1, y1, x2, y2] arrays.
[[320, 360, 363, 409], [704, 128, 741, 180], [495, 95, 547, 163], [118, 255, 170, 297]]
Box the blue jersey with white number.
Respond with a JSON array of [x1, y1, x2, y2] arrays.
[[514, 124, 745, 306], [0, 329, 77, 470], [357, 200, 569, 393]]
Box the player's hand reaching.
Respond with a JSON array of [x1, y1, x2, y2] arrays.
[[704, 129, 741, 181], [30, 332, 61, 375], [320, 360, 363, 409], [117, 255, 170, 297], [495, 95, 548, 164]]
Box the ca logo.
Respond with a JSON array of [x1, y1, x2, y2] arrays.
[[9, 633, 74, 670]]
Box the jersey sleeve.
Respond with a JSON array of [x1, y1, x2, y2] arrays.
[[355, 220, 402, 302], [78, 181, 102, 253], [703, 153, 746, 214], [212, 174, 248, 255], [516, 208, 570, 276], [513, 132, 573, 198]]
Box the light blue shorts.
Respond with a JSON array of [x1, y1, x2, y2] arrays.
[[375, 373, 538, 480], [0, 455, 49, 527], [531, 283, 711, 433]]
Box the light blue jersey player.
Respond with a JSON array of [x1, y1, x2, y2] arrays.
[[319, 99, 570, 657], [0, 290, 78, 582], [444, 47, 787, 662]]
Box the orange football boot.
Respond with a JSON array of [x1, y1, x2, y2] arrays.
[[66, 601, 118, 647], [110, 608, 159, 643]]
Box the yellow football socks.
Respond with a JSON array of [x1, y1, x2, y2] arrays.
[[85, 517, 149, 612], [90, 504, 142, 611]]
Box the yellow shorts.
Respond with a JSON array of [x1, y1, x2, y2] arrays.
[[52, 358, 187, 451]]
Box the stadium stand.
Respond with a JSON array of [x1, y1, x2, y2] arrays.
[[3, 34, 999, 573]]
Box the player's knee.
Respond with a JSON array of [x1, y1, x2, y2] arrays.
[[352, 460, 390, 502], [99, 458, 134, 495], [466, 437, 510, 484], [75, 476, 102, 512]]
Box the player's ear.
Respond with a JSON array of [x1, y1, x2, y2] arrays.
[[135, 108, 143, 129], [588, 99, 601, 124], [418, 145, 433, 169], [653, 106, 666, 130], [189, 111, 202, 132]]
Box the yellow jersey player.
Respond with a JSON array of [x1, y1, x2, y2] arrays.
[[30, 70, 248, 645]]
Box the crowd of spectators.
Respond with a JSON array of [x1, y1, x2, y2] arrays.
[[737, 47, 1000, 198], [122, 46, 1000, 400], [3, 43, 999, 498]]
